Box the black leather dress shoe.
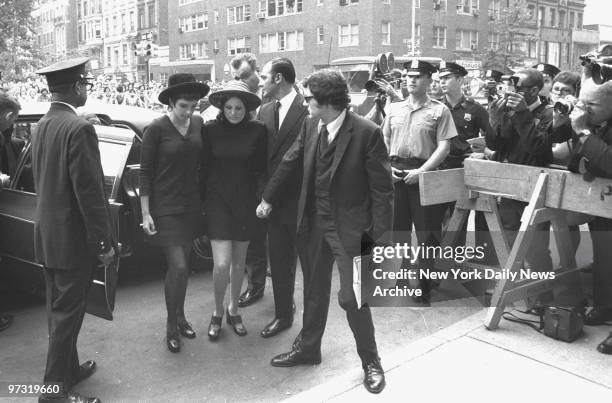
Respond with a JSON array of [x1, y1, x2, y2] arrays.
[[39, 391, 101, 403], [177, 321, 196, 339], [363, 359, 386, 394], [585, 307, 612, 326], [270, 348, 321, 367], [238, 285, 264, 307], [597, 333, 612, 354], [208, 315, 223, 341], [166, 332, 180, 353], [261, 317, 292, 338], [75, 360, 97, 384]]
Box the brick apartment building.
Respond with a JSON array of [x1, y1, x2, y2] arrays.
[[161, 0, 596, 82]]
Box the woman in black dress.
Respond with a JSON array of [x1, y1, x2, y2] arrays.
[[140, 73, 209, 352], [202, 80, 267, 339]]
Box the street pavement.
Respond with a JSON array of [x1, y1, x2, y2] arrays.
[[0, 256, 480, 403]]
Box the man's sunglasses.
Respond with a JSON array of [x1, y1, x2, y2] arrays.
[[79, 80, 94, 91]]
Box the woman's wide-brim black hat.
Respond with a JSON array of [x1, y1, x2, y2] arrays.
[[208, 80, 261, 111], [158, 73, 210, 105]]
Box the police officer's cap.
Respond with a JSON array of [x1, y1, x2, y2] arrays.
[[404, 60, 437, 77], [438, 61, 468, 78], [36, 57, 89, 87], [532, 63, 560, 78], [484, 69, 504, 82]]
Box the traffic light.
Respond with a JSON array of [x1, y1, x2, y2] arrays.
[[131, 42, 138, 56], [145, 43, 152, 57]]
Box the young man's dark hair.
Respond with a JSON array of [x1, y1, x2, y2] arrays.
[[514, 68, 544, 92], [553, 71, 581, 95], [268, 57, 296, 84], [0, 92, 21, 114], [303, 69, 351, 110], [230, 53, 258, 79]]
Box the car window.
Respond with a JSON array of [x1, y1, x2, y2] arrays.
[[99, 140, 131, 197], [14, 122, 36, 143], [14, 150, 34, 193]]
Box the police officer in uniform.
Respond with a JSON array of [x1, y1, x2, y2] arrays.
[[533, 63, 561, 104], [381, 60, 458, 302], [34, 58, 116, 403]]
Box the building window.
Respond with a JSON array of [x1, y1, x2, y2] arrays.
[[317, 0, 324, 5], [180, 42, 208, 59], [148, 4, 155, 27], [95, 22, 101, 38], [179, 0, 202, 5], [538, 7, 545, 27], [488, 0, 501, 19], [122, 44, 128, 65], [317, 26, 324, 44], [339, 0, 359, 5], [433, 0, 446, 11], [121, 13, 126, 34], [433, 26, 446, 48], [538, 40, 547, 61], [263, 0, 303, 17], [130, 11, 135, 32], [227, 5, 251, 24], [488, 31, 500, 50], [577, 12, 583, 29], [456, 29, 478, 50], [414, 0, 420, 7], [113, 16, 117, 35], [456, 0, 478, 14], [259, 30, 304, 53], [569, 11, 575, 28], [381, 21, 391, 45], [214, 10, 219, 23], [528, 40, 537, 58], [549, 8, 556, 27], [227, 37, 251, 55], [559, 10, 565, 29], [106, 46, 111, 67], [139, 9, 145, 29], [179, 13, 208, 32], [338, 23, 359, 47]]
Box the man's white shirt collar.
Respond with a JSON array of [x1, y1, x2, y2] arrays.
[[318, 108, 347, 143], [527, 97, 542, 112], [52, 101, 78, 115]]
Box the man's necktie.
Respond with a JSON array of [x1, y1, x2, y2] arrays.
[[320, 124, 329, 150], [274, 100, 281, 132]]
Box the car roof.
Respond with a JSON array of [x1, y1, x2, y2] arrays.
[[330, 56, 443, 67], [18, 101, 162, 135]]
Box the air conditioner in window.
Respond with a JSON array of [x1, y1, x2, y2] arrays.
[[471, 44, 477, 50], [256, 12, 266, 20], [472, 10, 479, 17], [178, 27, 183, 33]]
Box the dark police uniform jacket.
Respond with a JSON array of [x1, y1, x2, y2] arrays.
[[485, 100, 553, 167], [568, 118, 612, 178], [32, 102, 114, 270], [444, 96, 490, 156]]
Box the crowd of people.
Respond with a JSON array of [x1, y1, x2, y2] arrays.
[[2, 49, 612, 403]]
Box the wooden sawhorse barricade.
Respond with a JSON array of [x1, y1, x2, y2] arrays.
[[420, 159, 612, 329]]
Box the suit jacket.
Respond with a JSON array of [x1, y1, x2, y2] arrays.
[[263, 110, 394, 250], [0, 127, 25, 177], [257, 93, 308, 224], [32, 102, 114, 270]]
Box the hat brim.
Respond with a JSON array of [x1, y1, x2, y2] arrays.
[[208, 89, 261, 111], [406, 71, 432, 77], [158, 82, 210, 105]]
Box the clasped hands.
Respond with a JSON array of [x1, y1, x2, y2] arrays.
[[256, 199, 273, 219], [391, 167, 422, 185]]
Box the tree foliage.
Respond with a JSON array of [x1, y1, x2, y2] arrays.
[[0, 0, 42, 80], [478, 0, 538, 72]]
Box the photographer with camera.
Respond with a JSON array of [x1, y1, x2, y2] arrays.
[[533, 63, 561, 105], [486, 68, 556, 312], [566, 77, 612, 354]]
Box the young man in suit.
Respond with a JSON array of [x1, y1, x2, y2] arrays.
[[257, 57, 308, 338], [33, 58, 117, 403], [257, 69, 393, 394]]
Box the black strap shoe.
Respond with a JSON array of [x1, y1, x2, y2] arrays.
[[238, 285, 265, 307], [597, 333, 612, 354], [270, 348, 321, 367], [260, 317, 293, 338], [363, 359, 386, 394], [208, 315, 223, 341], [226, 308, 247, 336], [74, 360, 97, 385]]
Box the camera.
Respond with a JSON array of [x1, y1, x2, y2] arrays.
[[553, 99, 575, 115], [579, 45, 612, 85]]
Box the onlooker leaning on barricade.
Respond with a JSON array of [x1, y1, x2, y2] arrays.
[[485, 68, 558, 312], [381, 60, 458, 303], [566, 76, 612, 354]]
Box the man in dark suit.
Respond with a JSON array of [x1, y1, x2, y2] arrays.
[[0, 92, 24, 184], [33, 58, 116, 403], [257, 70, 392, 394], [257, 57, 308, 338]]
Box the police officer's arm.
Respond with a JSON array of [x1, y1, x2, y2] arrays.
[[261, 116, 307, 207], [68, 122, 114, 257], [423, 107, 457, 171], [365, 127, 394, 245]]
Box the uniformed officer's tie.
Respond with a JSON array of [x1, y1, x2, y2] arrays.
[[320, 124, 329, 150], [274, 100, 281, 133]]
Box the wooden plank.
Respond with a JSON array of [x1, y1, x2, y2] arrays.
[[464, 159, 612, 220], [419, 168, 468, 205]]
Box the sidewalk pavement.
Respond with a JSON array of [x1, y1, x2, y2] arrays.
[[286, 308, 612, 403]]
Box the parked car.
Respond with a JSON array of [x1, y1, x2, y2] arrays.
[[0, 102, 212, 320]]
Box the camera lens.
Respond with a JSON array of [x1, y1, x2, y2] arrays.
[[554, 101, 573, 115]]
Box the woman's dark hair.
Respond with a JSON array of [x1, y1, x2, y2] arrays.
[[215, 94, 252, 124], [553, 71, 581, 95], [168, 92, 202, 106], [303, 69, 351, 111]]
